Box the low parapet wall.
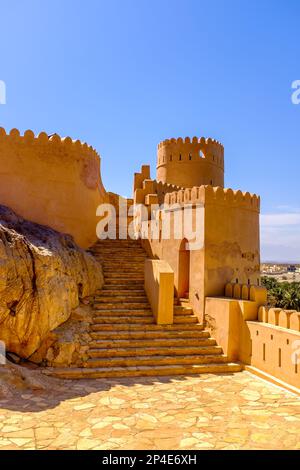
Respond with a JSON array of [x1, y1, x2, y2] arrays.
[[258, 306, 300, 332], [0, 128, 107, 248], [205, 292, 300, 390], [205, 284, 266, 362], [225, 283, 267, 304], [248, 321, 300, 389], [144, 259, 174, 325]]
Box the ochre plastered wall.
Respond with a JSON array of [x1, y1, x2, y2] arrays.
[[157, 137, 224, 188], [0, 128, 107, 248], [144, 259, 174, 325], [133, 164, 183, 208], [206, 299, 300, 389], [203, 186, 260, 301], [205, 286, 267, 363], [142, 185, 260, 323], [248, 321, 300, 389]]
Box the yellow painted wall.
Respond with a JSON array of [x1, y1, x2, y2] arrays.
[[203, 186, 261, 301], [142, 185, 260, 323], [205, 297, 300, 389], [248, 322, 300, 389], [0, 128, 107, 248], [144, 259, 174, 324]]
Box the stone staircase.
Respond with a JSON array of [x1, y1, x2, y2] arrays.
[[44, 239, 241, 379]]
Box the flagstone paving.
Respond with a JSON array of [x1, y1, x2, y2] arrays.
[[0, 371, 299, 450]]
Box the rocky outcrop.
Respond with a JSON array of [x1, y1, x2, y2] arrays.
[[0, 205, 103, 359], [0, 361, 50, 398], [29, 304, 94, 367]]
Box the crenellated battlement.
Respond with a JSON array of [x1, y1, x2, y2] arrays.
[[157, 136, 224, 166], [0, 127, 100, 162], [0, 128, 106, 247], [156, 136, 225, 188], [133, 164, 184, 206], [164, 185, 260, 212], [157, 136, 224, 149]]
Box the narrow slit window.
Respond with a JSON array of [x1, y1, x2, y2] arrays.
[[278, 348, 282, 367]]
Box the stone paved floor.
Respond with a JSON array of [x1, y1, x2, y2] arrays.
[[0, 371, 299, 450]]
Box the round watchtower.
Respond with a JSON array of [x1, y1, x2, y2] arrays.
[[156, 137, 224, 188]]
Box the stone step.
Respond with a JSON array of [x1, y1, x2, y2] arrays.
[[90, 329, 209, 340], [92, 309, 152, 317], [86, 354, 230, 368], [101, 258, 144, 262], [97, 244, 142, 248], [100, 255, 141, 262], [88, 345, 223, 358], [88, 337, 217, 349], [105, 279, 144, 286], [173, 316, 199, 324], [179, 299, 191, 307], [91, 316, 155, 325], [90, 323, 205, 332], [96, 258, 145, 263], [93, 241, 142, 245], [93, 248, 145, 254], [74, 241, 240, 381], [43, 362, 242, 379], [94, 294, 148, 301], [92, 241, 143, 246], [98, 258, 146, 263], [102, 271, 145, 276], [94, 297, 148, 304], [98, 258, 145, 260], [103, 266, 144, 272], [94, 250, 146, 255], [94, 302, 150, 310], [92, 244, 142, 248], [174, 306, 194, 315], [102, 271, 144, 276], [103, 272, 145, 279], [94, 294, 178, 307], [100, 284, 145, 291], [103, 276, 144, 281], [95, 254, 146, 260], [101, 259, 144, 263], [97, 254, 146, 259], [95, 289, 146, 296]]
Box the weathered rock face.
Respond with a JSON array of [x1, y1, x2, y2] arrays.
[[29, 304, 94, 367], [0, 362, 50, 398], [0, 205, 103, 358]]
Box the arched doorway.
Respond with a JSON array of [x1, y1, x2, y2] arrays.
[[178, 239, 190, 299]]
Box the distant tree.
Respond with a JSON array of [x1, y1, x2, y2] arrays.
[[261, 276, 278, 290], [261, 276, 300, 311]]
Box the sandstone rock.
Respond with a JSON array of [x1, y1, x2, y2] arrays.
[[0, 205, 103, 358], [29, 304, 94, 367], [0, 361, 49, 398]]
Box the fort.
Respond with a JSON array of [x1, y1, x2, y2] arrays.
[[0, 127, 299, 393]]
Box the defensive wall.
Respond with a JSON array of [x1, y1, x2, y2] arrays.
[[0, 128, 107, 248]]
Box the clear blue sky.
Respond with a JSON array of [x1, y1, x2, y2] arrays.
[[0, 0, 299, 262]]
